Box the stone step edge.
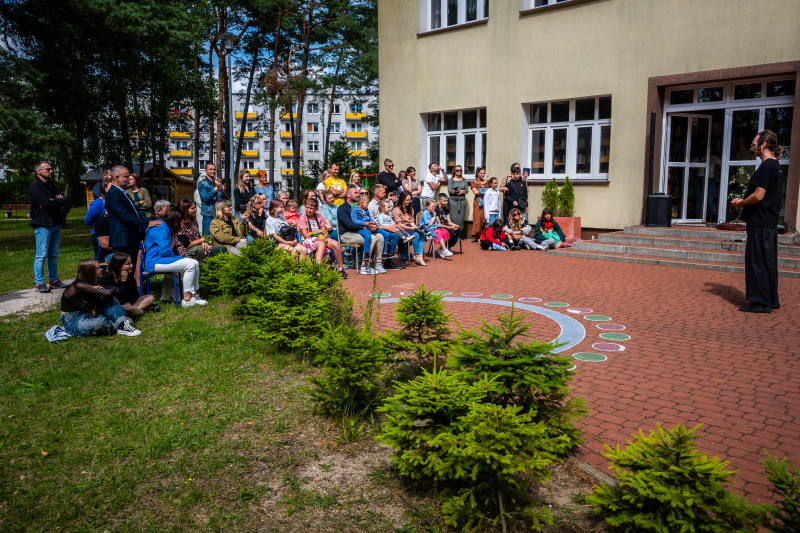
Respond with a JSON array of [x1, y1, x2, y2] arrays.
[[547, 249, 800, 278], [623, 226, 796, 245], [599, 234, 800, 256], [574, 243, 800, 268]]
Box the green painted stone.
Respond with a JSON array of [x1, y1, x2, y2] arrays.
[[545, 302, 569, 307], [433, 291, 452, 296], [573, 352, 608, 362], [584, 315, 611, 321], [491, 294, 513, 299], [370, 293, 391, 298], [600, 333, 631, 341]]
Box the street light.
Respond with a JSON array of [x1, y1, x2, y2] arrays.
[[221, 31, 238, 209]]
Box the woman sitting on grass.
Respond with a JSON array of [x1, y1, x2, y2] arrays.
[[98, 252, 159, 317], [209, 199, 248, 256], [176, 198, 227, 263], [480, 219, 511, 251], [298, 197, 347, 278], [264, 199, 307, 257], [60, 258, 142, 337]]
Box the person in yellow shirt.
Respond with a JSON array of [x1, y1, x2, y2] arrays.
[[323, 162, 347, 206]]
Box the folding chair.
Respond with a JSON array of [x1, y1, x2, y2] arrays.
[[337, 224, 361, 273], [138, 243, 183, 309]]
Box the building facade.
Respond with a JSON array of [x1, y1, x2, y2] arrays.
[[168, 93, 378, 183], [379, 0, 800, 229]]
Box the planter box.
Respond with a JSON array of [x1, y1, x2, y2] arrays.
[[536, 216, 581, 240]]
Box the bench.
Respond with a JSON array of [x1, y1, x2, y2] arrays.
[[2, 204, 31, 219]]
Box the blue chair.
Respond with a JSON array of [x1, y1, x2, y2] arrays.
[[139, 243, 183, 309]]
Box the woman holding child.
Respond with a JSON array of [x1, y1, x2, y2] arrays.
[[533, 207, 566, 249]]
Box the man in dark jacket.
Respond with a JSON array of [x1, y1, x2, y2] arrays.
[[337, 184, 384, 275], [29, 161, 68, 293], [377, 159, 403, 195], [501, 164, 528, 222]]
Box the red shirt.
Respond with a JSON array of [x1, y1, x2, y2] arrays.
[[480, 227, 506, 245]]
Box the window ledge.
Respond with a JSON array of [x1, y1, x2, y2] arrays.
[[417, 18, 488, 38], [527, 178, 609, 184], [520, 0, 600, 17]]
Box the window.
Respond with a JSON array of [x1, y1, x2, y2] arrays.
[[330, 123, 341, 133], [176, 141, 188, 150], [332, 104, 341, 114], [424, 0, 488, 32], [526, 96, 611, 179], [350, 141, 363, 150], [373, 125, 379, 133], [350, 123, 363, 132], [425, 107, 487, 176], [286, 160, 293, 169], [239, 103, 254, 112], [524, 0, 595, 9], [308, 122, 319, 133], [242, 141, 254, 150], [284, 141, 292, 150], [246, 122, 254, 130], [243, 161, 255, 169], [308, 141, 319, 151], [263, 141, 270, 151], [307, 103, 319, 114], [175, 160, 189, 168], [349, 103, 362, 113]]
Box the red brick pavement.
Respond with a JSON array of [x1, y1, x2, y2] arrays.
[[343, 240, 800, 503]]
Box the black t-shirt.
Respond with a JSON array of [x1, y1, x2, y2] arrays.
[[249, 209, 267, 237], [378, 171, 402, 194], [225, 218, 237, 234], [741, 159, 782, 227], [94, 213, 110, 238]]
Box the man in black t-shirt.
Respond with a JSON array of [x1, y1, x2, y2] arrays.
[[378, 159, 403, 195], [731, 130, 782, 313]]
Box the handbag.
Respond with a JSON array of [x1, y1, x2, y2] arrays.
[[278, 224, 297, 242]]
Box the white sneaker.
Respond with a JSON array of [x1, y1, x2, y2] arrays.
[[374, 264, 387, 274], [116, 319, 142, 337], [438, 250, 449, 259], [360, 266, 375, 275], [403, 234, 416, 243], [445, 249, 454, 257], [192, 295, 208, 306], [182, 299, 198, 308], [413, 255, 426, 266]]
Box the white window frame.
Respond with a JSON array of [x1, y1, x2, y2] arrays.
[[308, 122, 319, 133], [330, 123, 341, 133], [423, 108, 487, 179], [308, 141, 319, 151], [421, 0, 488, 33], [350, 141, 363, 150], [175, 160, 189, 168], [350, 123, 363, 132], [332, 104, 341, 114], [307, 103, 319, 114], [525, 96, 611, 181], [263, 141, 270, 151]]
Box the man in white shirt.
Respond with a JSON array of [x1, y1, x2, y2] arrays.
[[421, 163, 447, 207]]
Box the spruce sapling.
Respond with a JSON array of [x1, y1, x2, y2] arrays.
[[558, 176, 575, 217], [541, 178, 560, 214]]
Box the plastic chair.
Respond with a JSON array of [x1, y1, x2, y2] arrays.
[[336, 224, 361, 273], [415, 212, 436, 261], [139, 243, 183, 309]]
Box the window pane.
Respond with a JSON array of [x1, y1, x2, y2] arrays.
[[767, 80, 796, 98], [445, 135, 457, 174], [734, 83, 761, 100], [765, 107, 793, 150], [689, 117, 709, 163], [482, 133, 487, 168], [464, 134, 476, 174], [727, 166, 755, 221], [444, 112, 458, 130], [668, 167, 684, 218], [467, 0, 477, 21], [462, 110, 478, 129], [531, 104, 548, 124], [575, 99, 595, 121], [447, 0, 458, 26], [730, 109, 759, 161], [670, 89, 694, 105], [576, 127, 592, 173], [698, 87, 724, 103], [598, 97, 612, 120], [552, 128, 567, 174], [669, 116, 688, 163], [479, 108, 487, 128], [687, 167, 707, 220], [428, 114, 441, 131], [431, 0, 441, 29], [484, 0, 488, 17], [430, 136, 440, 166], [600, 126, 610, 173], [530, 130, 545, 174], [551, 101, 569, 123]]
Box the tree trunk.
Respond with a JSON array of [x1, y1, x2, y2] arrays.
[[498, 489, 507, 533], [323, 49, 343, 170], [234, 39, 261, 188], [289, 107, 298, 201], [269, 105, 276, 188], [60, 120, 86, 226], [292, 0, 314, 203], [216, 50, 225, 169], [193, 58, 201, 182], [208, 46, 216, 165]]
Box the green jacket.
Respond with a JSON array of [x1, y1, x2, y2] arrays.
[[533, 218, 566, 242]]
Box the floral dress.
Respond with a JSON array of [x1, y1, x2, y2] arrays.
[[176, 220, 201, 257], [298, 212, 331, 254]]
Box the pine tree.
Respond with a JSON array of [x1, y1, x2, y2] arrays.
[[558, 176, 575, 217], [541, 178, 560, 213], [452, 305, 587, 450]]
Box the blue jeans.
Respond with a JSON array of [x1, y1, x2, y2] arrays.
[[33, 225, 61, 285], [486, 213, 500, 226], [357, 229, 373, 258], [60, 296, 128, 338], [377, 229, 398, 257], [202, 216, 213, 236]]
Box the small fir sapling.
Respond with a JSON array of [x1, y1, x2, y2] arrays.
[[749, 451, 800, 532], [558, 176, 575, 217], [452, 305, 587, 451], [431, 403, 569, 533], [198, 252, 237, 296], [219, 237, 280, 295], [541, 178, 560, 214], [381, 285, 452, 368]]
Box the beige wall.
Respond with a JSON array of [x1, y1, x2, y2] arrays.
[[379, 0, 800, 229]]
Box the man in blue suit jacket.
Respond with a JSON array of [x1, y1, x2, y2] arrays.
[[105, 165, 161, 269]]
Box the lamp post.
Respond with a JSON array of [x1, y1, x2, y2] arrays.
[[222, 31, 238, 207]]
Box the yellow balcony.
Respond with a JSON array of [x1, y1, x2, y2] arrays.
[[241, 131, 257, 138], [170, 131, 191, 138], [280, 150, 301, 157], [280, 131, 293, 138], [346, 113, 366, 120], [170, 167, 194, 175], [241, 150, 259, 157], [170, 150, 191, 157], [348, 150, 367, 157], [280, 112, 297, 119], [345, 131, 367, 138], [235, 112, 257, 119], [281, 168, 296, 175]]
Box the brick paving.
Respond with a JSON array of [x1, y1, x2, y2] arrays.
[[343, 240, 800, 503]]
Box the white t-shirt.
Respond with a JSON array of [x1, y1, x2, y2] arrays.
[[422, 172, 440, 197], [264, 215, 288, 239]]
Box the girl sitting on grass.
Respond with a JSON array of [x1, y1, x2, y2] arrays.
[[98, 252, 158, 317]]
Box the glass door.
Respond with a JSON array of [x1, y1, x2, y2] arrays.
[[665, 114, 713, 222]]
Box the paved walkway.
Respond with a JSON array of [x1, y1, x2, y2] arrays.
[[343, 240, 800, 503], [0, 282, 72, 318]]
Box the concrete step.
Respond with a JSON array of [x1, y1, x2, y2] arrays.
[[574, 242, 800, 268], [598, 232, 800, 256], [548, 248, 800, 278], [623, 225, 797, 245]]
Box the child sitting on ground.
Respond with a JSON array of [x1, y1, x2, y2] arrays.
[[543, 221, 562, 247], [283, 200, 300, 227], [480, 219, 510, 251], [377, 200, 415, 243]]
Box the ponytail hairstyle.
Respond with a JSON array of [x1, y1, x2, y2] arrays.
[[76, 258, 100, 315], [244, 193, 266, 225], [756, 129, 783, 160], [491, 219, 504, 241]]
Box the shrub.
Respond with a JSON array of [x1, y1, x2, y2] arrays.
[[304, 323, 383, 416], [432, 403, 568, 532], [752, 451, 800, 532], [218, 237, 280, 295], [381, 285, 452, 368], [452, 305, 587, 451], [558, 176, 575, 216], [588, 423, 749, 532], [541, 178, 559, 213], [198, 252, 238, 296], [376, 366, 499, 481]]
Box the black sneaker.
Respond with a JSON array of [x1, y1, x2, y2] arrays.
[[383, 260, 401, 271], [338, 268, 348, 279], [116, 319, 142, 336], [49, 279, 69, 289], [144, 304, 161, 313], [738, 304, 771, 313], [35, 284, 51, 293]]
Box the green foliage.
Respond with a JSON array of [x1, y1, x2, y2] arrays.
[[432, 403, 567, 532], [751, 451, 800, 532], [541, 178, 560, 213], [588, 423, 748, 533], [452, 305, 587, 451], [305, 324, 383, 416], [198, 252, 238, 296], [218, 237, 281, 295], [376, 367, 499, 481], [558, 176, 575, 217], [381, 285, 452, 368], [328, 138, 363, 174]]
